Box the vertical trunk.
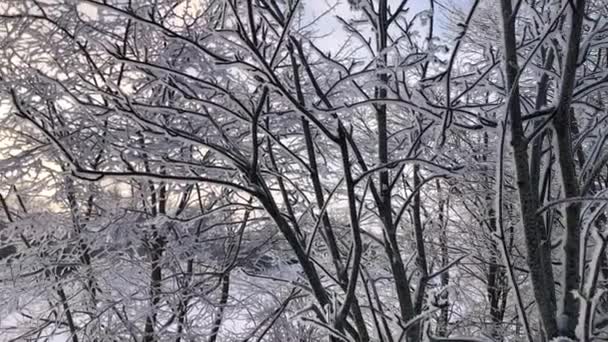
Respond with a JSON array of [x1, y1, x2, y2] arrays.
[[376, 1, 418, 340], [495, 117, 534, 341], [143, 174, 166, 342], [175, 258, 192, 342], [487, 217, 508, 340], [413, 165, 429, 314], [143, 233, 164, 342], [436, 180, 449, 337], [208, 272, 230, 342], [173, 184, 196, 342], [289, 46, 369, 340], [529, 48, 555, 200], [334, 125, 369, 342], [484, 133, 508, 339], [552, 1, 586, 337], [57, 284, 79, 342], [64, 177, 98, 305], [256, 183, 329, 307], [176, 216, 204, 342], [301, 116, 344, 278], [286, 39, 371, 340], [254, 176, 346, 342], [498, 0, 558, 337]]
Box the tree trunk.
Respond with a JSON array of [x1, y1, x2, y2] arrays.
[[552, 1, 586, 337], [498, 0, 558, 337]]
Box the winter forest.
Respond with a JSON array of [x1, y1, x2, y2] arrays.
[[1, 0, 608, 341]]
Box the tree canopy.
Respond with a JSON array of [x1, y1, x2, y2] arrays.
[[0, 0, 607, 341]]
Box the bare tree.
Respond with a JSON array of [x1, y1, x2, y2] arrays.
[[2, 0, 608, 341]]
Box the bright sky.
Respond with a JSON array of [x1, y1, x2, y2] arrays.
[[301, 0, 473, 53]]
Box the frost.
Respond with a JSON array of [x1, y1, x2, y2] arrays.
[[0, 0, 607, 341]]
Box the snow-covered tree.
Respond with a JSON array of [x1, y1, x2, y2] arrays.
[[1, 0, 607, 341]]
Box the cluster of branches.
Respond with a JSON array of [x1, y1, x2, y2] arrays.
[[0, 0, 608, 341]]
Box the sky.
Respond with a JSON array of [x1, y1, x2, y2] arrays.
[[302, 0, 425, 52], [299, 0, 475, 53]]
